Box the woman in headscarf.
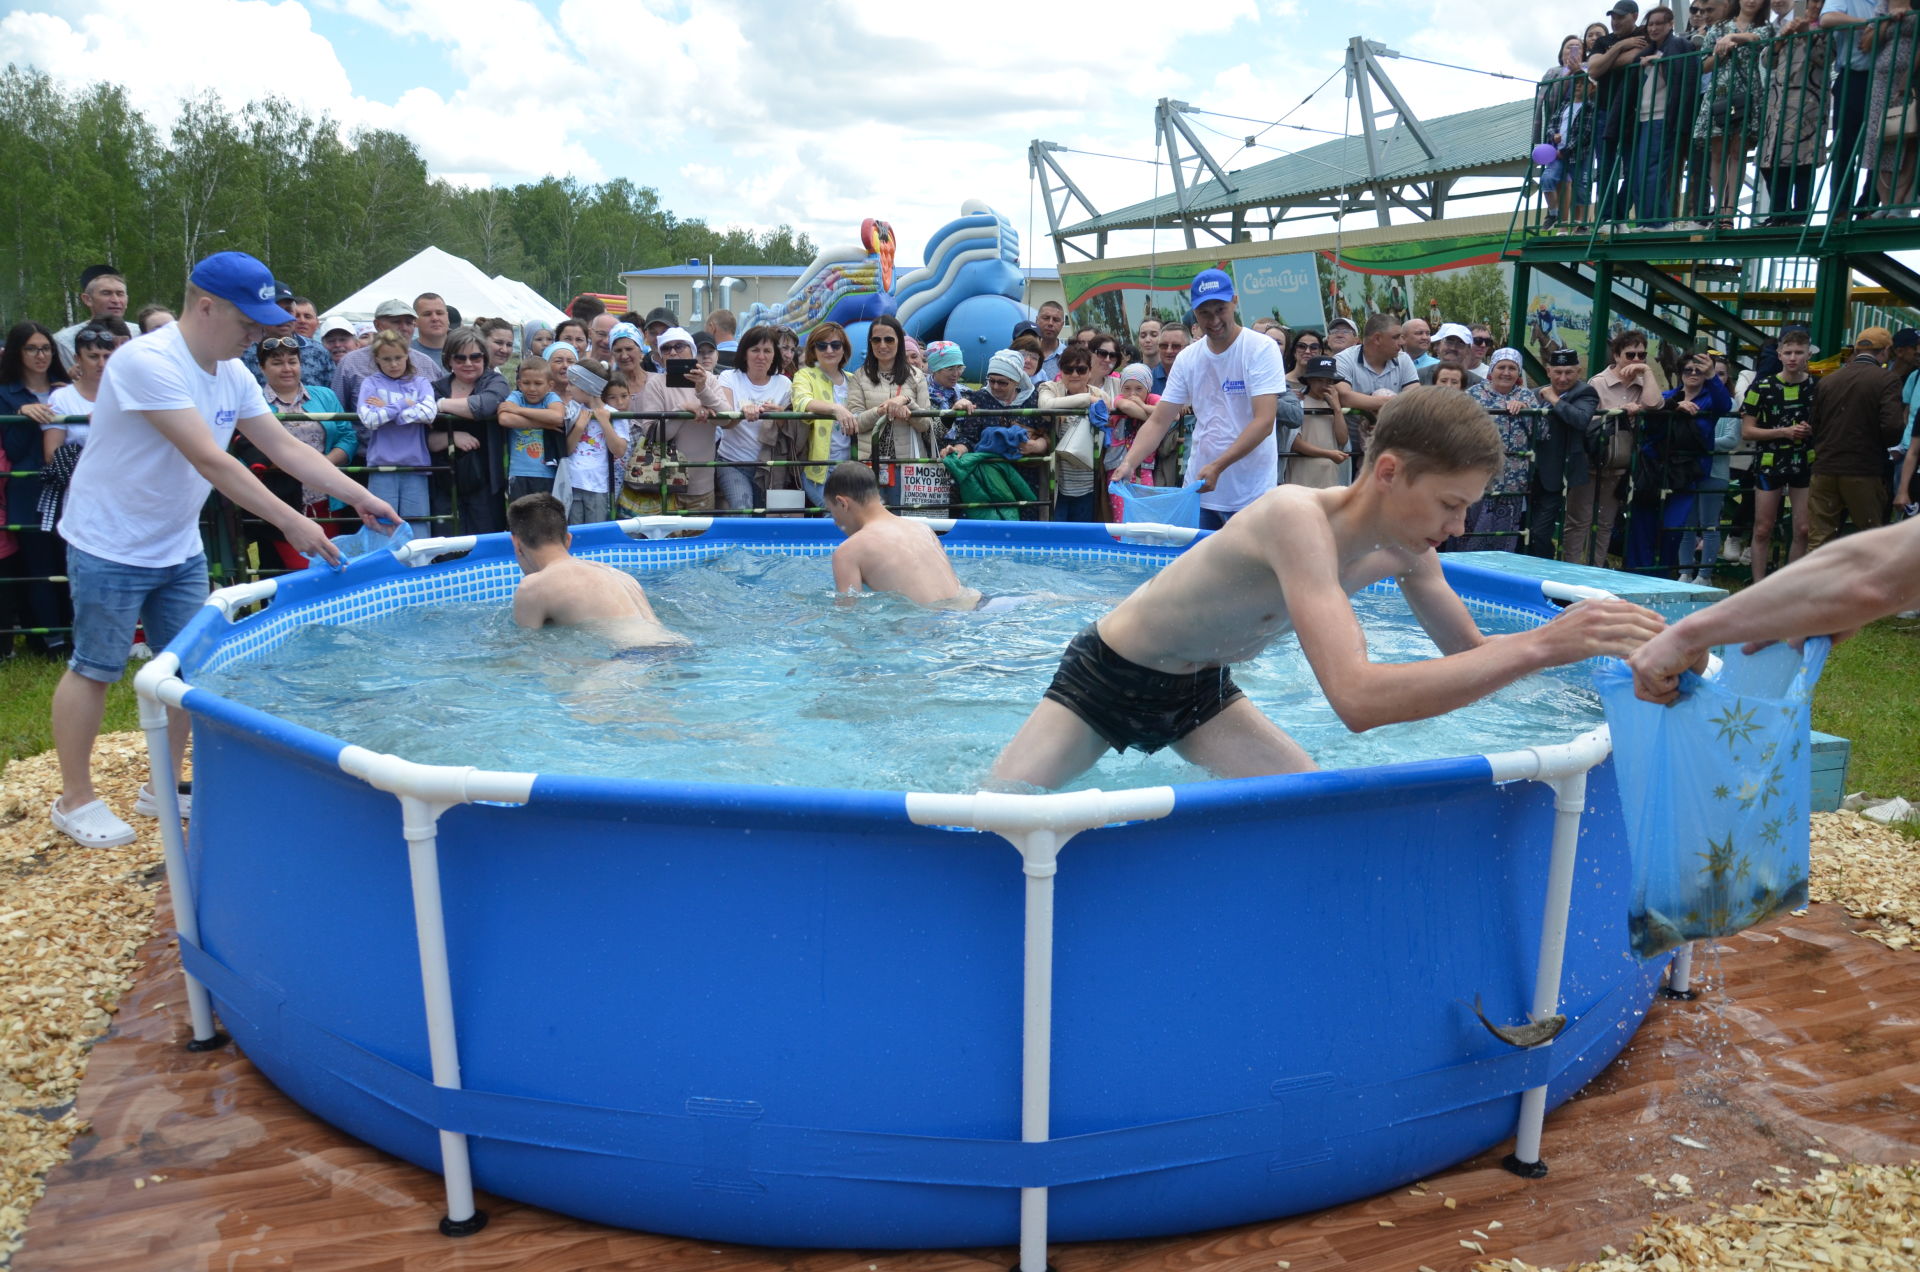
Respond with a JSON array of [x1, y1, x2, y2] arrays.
[[1453, 346, 1541, 551]]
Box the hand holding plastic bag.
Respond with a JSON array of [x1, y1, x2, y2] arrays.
[[1113, 481, 1204, 528], [1593, 638, 1829, 958], [303, 519, 412, 572]]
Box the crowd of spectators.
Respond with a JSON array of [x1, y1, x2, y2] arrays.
[[5, 255, 1920, 659], [1535, 0, 1919, 229]]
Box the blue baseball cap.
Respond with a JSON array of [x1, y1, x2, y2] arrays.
[[188, 251, 290, 325], [1189, 268, 1235, 308]]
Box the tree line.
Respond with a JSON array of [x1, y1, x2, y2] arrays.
[[0, 67, 817, 327]]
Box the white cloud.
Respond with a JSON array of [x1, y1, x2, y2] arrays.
[[1, 0, 1606, 270]]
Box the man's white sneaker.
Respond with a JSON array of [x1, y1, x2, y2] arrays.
[[134, 781, 192, 819]]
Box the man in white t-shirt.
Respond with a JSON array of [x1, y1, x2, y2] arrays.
[[48, 250, 399, 850], [1111, 269, 1285, 530]]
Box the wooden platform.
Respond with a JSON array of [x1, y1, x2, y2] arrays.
[[15, 900, 1920, 1272]]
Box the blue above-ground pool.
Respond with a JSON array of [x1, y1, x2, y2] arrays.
[[141, 518, 1667, 1252]]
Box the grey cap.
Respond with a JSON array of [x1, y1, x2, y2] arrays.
[[1608, 0, 1638, 14], [642, 306, 677, 330], [373, 298, 416, 319]]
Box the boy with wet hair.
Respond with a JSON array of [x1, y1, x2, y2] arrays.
[[824, 461, 1013, 610], [992, 386, 1670, 787], [507, 492, 683, 648]]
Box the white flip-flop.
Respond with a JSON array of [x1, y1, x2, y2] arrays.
[[50, 798, 136, 848]]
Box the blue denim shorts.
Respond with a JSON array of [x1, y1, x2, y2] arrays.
[[67, 544, 209, 683]]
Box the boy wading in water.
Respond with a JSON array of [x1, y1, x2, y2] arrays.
[[824, 461, 1023, 611], [991, 388, 1670, 788], [507, 492, 685, 650]]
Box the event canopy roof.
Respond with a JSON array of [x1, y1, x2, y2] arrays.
[[321, 246, 567, 328]]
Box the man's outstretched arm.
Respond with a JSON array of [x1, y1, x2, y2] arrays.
[[1629, 518, 1920, 703]]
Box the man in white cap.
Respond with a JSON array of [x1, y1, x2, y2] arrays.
[[48, 250, 399, 849], [1112, 268, 1286, 531], [319, 315, 359, 365], [330, 298, 442, 411], [1418, 323, 1486, 388], [1325, 316, 1360, 354]]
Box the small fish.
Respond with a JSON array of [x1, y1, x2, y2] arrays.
[[1472, 994, 1566, 1048]]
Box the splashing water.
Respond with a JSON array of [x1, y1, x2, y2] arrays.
[[194, 549, 1605, 792]]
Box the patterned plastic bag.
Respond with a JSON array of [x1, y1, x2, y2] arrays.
[[1593, 638, 1830, 959]]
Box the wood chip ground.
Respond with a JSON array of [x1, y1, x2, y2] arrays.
[[0, 738, 1913, 1267], [0, 735, 166, 1262]]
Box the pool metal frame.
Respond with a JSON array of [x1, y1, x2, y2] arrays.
[[132, 515, 1692, 1265]]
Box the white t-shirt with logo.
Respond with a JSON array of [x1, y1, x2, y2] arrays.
[[61, 322, 271, 568], [715, 369, 792, 463], [1160, 327, 1288, 512]]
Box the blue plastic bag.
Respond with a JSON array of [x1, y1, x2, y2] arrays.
[[1113, 481, 1204, 528], [1594, 638, 1829, 958], [303, 519, 412, 571]]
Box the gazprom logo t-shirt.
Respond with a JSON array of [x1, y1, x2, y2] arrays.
[[1161, 329, 1288, 513]]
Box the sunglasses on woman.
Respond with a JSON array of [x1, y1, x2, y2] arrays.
[[870, 334, 898, 345], [817, 340, 845, 351], [75, 330, 118, 349], [449, 351, 486, 364], [1095, 347, 1118, 359], [257, 336, 302, 354]]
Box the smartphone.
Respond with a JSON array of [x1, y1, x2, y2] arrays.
[[665, 357, 696, 388]]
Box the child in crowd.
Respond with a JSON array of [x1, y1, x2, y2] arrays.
[[356, 330, 439, 534], [1106, 362, 1161, 519], [1289, 355, 1354, 489], [1541, 77, 1594, 228], [562, 358, 627, 525], [498, 357, 566, 500], [925, 341, 967, 411], [604, 373, 631, 414]]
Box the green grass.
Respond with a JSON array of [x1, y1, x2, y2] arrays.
[[1810, 617, 1920, 801], [1, 652, 141, 768]]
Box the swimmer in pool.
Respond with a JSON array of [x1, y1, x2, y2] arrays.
[[991, 388, 1671, 788], [823, 461, 1027, 612], [506, 492, 686, 650]]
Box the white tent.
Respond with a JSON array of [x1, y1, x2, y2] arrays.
[[320, 246, 567, 329], [492, 274, 567, 326]]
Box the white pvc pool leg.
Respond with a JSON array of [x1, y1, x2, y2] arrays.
[[1663, 942, 1698, 999], [134, 668, 224, 1050], [1506, 767, 1589, 1178], [399, 794, 488, 1237], [1018, 829, 1058, 1272]]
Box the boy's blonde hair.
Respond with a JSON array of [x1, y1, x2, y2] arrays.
[[1365, 385, 1504, 480]]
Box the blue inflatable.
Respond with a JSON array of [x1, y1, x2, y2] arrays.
[[741, 199, 1032, 378]]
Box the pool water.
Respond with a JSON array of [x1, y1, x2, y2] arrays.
[[195, 549, 1603, 792]]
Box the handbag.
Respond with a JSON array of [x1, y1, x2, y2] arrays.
[[1884, 102, 1918, 142], [621, 420, 687, 495]]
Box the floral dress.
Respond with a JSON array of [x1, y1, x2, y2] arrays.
[[1450, 381, 1542, 552], [1693, 19, 1774, 144]]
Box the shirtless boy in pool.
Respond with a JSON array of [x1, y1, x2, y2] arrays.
[[507, 492, 685, 650], [991, 388, 1670, 788], [824, 461, 1025, 612]]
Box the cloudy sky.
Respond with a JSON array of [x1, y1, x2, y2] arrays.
[[2, 0, 1638, 267]]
